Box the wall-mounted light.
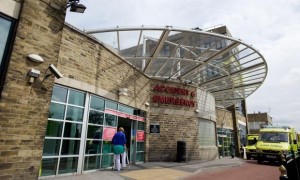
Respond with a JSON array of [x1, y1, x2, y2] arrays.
[[28, 69, 40, 84], [67, 0, 86, 13], [27, 54, 44, 63], [118, 88, 128, 96]]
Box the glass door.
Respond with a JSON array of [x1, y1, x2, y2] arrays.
[[218, 135, 224, 157], [130, 120, 137, 163], [136, 121, 145, 162], [41, 85, 145, 177]]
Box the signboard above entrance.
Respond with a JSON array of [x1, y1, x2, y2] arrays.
[[152, 84, 195, 107], [104, 109, 145, 121]]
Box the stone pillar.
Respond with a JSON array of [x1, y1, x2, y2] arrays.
[[0, 0, 67, 179], [242, 99, 249, 134], [229, 105, 241, 157]]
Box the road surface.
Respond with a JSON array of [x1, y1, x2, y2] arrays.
[[185, 160, 280, 180]]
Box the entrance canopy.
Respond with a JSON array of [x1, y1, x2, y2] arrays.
[[85, 26, 267, 108]]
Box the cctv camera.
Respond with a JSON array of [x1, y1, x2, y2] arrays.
[[49, 64, 63, 79]]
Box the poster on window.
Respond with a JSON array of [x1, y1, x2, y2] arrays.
[[136, 131, 145, 141], [103, 127, 116, 141]]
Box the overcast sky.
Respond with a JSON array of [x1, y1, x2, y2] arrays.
[[66, 0, 300, 131]]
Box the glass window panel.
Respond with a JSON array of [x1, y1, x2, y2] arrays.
[[66, 106, 84, 122], [49, 103, 65, 119], [0, 17, 12, 63], [63, 122, 82, 138], [105, 101, 117, 110], [69, 90, 85, 106], [137, 142, 144, 151], [119, 105, 134, 114], [61, 140, 80, 155], [137, 122, 145, 130], [136, 152, 144, 162], [89, 110, 104, 125], [101, 154, 113, 168], [51, 86, 67, 103], [42, 139, 61, 156], [40, 158, 58, 176], [102, 141, 113, 154], [105, 114, 117, 127], [239, 124, 246, 145], [58, 157, 78, 174], [87, 125, 103, 139], [84, 155, 101, 170], [45, 120, 63, 137], [199, 120, 216, 146], [90, 96, 105, 111], [68, 90, 85, 106], [85, 140, 102, 154]]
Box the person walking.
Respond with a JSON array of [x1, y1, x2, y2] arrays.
[[230, 142, 235, 158], [112, 127, 127, 171]]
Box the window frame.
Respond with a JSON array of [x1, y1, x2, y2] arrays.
[[0, 12, 17, 98]]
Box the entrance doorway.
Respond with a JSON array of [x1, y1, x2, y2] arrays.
[[41, 85, 145, 178], [117, 117, 132, 161], [217, 128, 234, 157]]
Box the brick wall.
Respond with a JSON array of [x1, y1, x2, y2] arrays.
[[147, 81, 217, 161], [216, 108, 234, 129], [0, 0, 66, 179], [248, 113, 272, 123], [57, 24, 151, 110], [0, 4, 222, 178], [237, 113, 246, 122]]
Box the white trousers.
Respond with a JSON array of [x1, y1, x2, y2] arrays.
[[114, 151, 126, 171]]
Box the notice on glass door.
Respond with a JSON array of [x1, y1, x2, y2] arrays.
[[136, 130, 145, 141], [103, 127, 116, 141]]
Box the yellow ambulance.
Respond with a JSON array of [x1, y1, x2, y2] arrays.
[[245, 134, 258, 160], [256, 126, 298, 163]]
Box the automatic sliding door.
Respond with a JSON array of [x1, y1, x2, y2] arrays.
[[136, 121, 145, 162]]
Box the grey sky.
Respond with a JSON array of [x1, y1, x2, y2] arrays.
[[66, 0, 300, 131]]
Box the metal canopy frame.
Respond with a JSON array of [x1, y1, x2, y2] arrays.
[[85, 26, 268, 108]]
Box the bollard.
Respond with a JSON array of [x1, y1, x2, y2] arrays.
[[281, 154, 287, 166], [279, 165, 288, 180], [243, 146, 246, 160]]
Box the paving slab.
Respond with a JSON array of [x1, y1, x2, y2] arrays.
[[43, 157, 245, 180]]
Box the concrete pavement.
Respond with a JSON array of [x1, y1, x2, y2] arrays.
[[44, 157, 245, 180]]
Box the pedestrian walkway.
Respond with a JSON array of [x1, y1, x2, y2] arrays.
[[45, 157, 245, 180]]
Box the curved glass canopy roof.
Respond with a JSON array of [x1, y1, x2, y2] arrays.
[[85, 26, 267, 108]]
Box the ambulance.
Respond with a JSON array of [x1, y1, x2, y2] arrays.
[[245, 134, 258, 160], [256, 126, 298, 163]]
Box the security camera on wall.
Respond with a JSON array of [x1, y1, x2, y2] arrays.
[[49, 64, 63, 79], [38, 64, 63, 90]]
